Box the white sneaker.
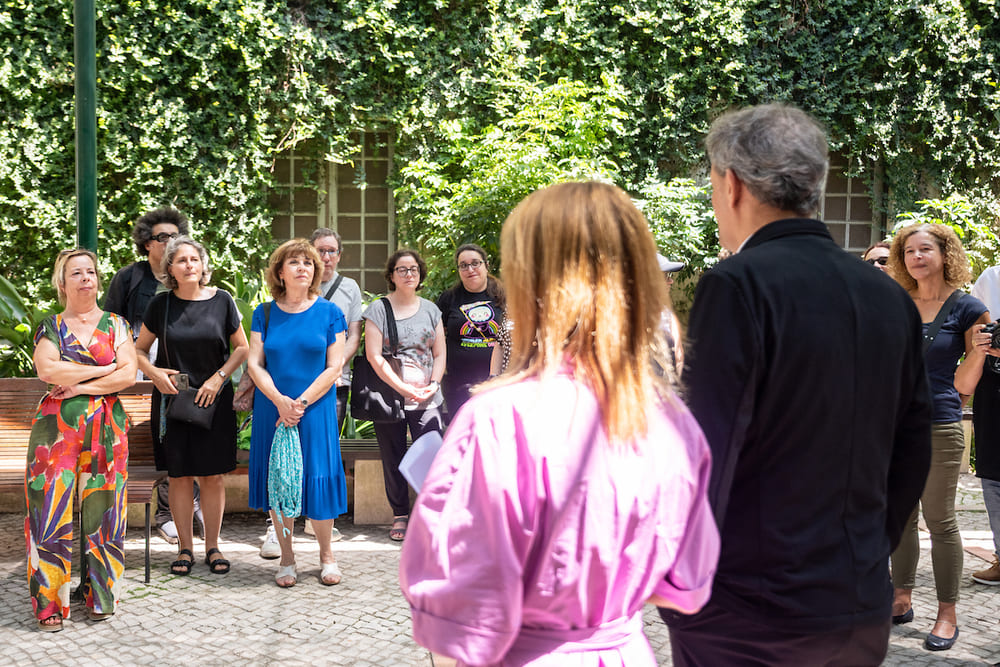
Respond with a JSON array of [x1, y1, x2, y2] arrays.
[[260, 524, 281, 559]]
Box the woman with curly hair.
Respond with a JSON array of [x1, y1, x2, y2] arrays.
[[887, 222, 991, 651]]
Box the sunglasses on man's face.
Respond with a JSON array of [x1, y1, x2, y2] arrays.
[[866, 256, 888, 266]]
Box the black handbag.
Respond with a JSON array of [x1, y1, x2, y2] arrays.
[[162, 293, 219, 430], [166, 387, 217, 430], [350, 297, 405, 423]]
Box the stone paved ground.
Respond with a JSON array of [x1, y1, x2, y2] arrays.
[[1, 474, 998, 665]]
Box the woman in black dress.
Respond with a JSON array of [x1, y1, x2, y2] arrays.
[[136, 236, 249, 575]]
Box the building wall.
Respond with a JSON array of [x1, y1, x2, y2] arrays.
[[270, 131, 394, 294]]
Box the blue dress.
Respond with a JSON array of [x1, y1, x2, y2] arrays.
[[249, 298, 348, 519]]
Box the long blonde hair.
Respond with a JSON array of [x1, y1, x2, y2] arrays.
[[495, 181, 673, 443]]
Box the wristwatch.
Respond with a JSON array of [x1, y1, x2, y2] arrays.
[[299, 398, 309, 407], [217, 370, 227, 380]]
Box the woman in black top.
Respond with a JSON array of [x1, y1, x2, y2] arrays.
[[136, 237, 249, 576], [435, 244, 505, 421]]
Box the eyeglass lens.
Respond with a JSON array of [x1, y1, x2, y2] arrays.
[[867, 257, 888, 266], [318, 249, 340, 256], [153, 232, 178, 242], [458, 260, 484, 271], [395, 267, 420, 276]]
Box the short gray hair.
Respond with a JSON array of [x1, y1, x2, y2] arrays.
[[310, 228, 341, 248], [161, 236, 212, 290], [706, 103, 829, 217]]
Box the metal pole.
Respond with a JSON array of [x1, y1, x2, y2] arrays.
[[74, 0, 97, 251]]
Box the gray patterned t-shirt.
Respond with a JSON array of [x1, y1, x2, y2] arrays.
[[363, 297, 443, 409]]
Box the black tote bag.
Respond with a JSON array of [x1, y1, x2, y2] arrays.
[[350, 297, 405, 422]]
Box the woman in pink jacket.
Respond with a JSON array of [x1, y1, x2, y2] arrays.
[[400, 181, 719, 666]]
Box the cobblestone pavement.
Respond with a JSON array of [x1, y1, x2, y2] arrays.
[[1, 474, 998, 665]]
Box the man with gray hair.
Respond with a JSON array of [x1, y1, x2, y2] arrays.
[[661, 104, 932, 664]]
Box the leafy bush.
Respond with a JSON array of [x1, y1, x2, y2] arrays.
[[5, 0, 1000, 355], [0, 276, 55, 377], [397, 77, 626, 295]]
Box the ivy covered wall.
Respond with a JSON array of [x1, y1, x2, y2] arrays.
[[2, 0, 999, 303]]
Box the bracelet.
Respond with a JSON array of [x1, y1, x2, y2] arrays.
[[217, 370, 227, 380]]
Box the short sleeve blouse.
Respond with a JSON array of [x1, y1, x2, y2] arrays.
[[924, 291, 987, 422]]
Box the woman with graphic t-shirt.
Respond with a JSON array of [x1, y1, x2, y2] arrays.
[[436, 244, 505, 422]]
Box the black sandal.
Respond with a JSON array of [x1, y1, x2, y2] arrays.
[[205, 547, 231, 575], [171, 548, 195, 575], [390, 515, 408, 542]]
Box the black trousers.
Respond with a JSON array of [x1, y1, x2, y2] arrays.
[[335, 385, 349, 436], [667, 599, 891, 667], [372, 407, 443, 516]]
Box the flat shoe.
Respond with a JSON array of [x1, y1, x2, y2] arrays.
[[275, 563, 297, 588], [88, 610, 112, 621], [389, 515, 408, 542], [892, 608, 913, 624], [320, 561, 342, 586], [171, 548, 195, 576], [204, 547, 231, 575], [37, 616, 63, 632], [924, 623, 958, 651]]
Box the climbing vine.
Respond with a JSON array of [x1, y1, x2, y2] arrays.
[[1, 0, 999, 309]]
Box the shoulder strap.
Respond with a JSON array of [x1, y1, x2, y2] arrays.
[[161, 292, 171, 368], [923, 290, 961, 354], [127, 262, 146, 300], [324, 274, 345, 301], [379, 297, 399, 354], [262, 302, 272, 341]]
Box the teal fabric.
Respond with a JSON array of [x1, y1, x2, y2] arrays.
[[268, 424, 303, 537]]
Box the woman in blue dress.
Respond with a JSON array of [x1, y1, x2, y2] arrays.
[[248, 239, 347, 588]]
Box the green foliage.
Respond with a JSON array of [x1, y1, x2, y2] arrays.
[[893, 191, 1000, 280], [4, 0, 1000, 357], [635, 178, 719, 276], [0, 276, 55, 377], [220, 270, 269, 339], [397, 77, 625, 294]]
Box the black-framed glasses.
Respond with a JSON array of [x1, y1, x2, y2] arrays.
[[317, 248, 340, 257], [458, 260, 485, 271], [152, 232, 178, 243], [866, 256, 888, 266], [394, 266, 420, 276]]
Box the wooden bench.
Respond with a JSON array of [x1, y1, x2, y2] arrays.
[[0, 378, 164, 583]]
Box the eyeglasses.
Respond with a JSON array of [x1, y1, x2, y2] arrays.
[[152, 232, 178, 243], [317, 249, 341, 257], [458, 260, 484, 272], [394, 266, 420, 276], [866, 257, 888, 266]]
